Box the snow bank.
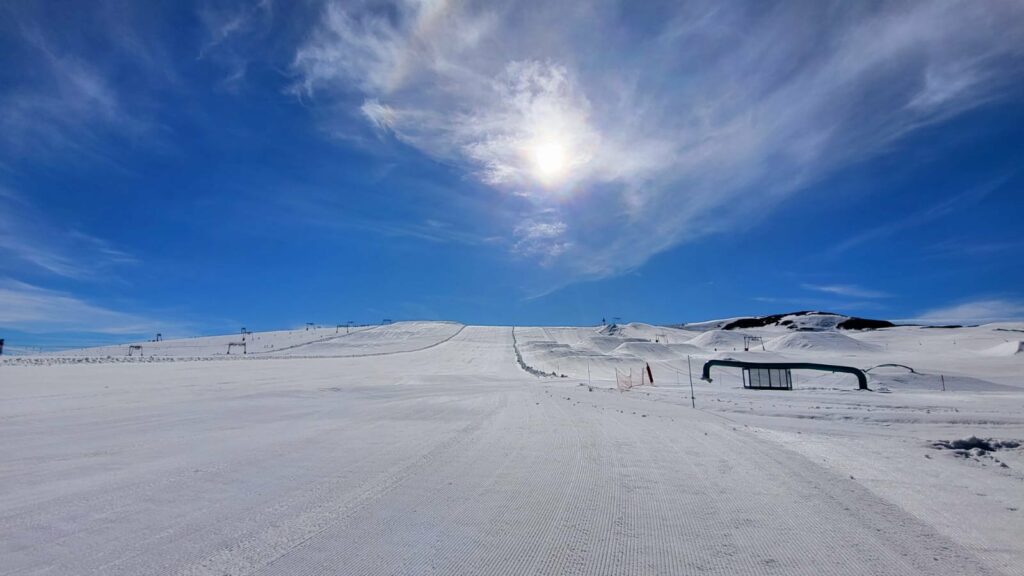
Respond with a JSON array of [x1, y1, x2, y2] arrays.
[[687, 330, 750, 351], [665, 343, 704, 356], [983, 340, 1024, 356], [586, 335, 648, 353], [766, 331, 879, 353], [870, 372, 1017, 392], [611, 342, 680, 361], [678, 317, 745, 331]]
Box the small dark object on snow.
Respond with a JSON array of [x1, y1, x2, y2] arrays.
[[932, 436, 1020, 452]]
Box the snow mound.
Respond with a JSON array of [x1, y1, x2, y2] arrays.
[[520, 341, 575, 359], [666, 343, 704, 355], [611, 342, 680, 361], [587, 335, 648, 353], [687, 330, 749, 351], [766, 331, 879, 353], [871, 373, 1016, 392], [597, 322, 692, 343], [677, 317, 746, 332], [982, 340, 1024, 356], [598, 323, 627, 336], [518, 339, 647, 378]]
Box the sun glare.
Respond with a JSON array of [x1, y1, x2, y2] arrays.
[[530, 140, 568, 184]]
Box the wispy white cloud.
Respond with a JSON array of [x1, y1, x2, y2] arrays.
[[0, 279, 180, 335], [802, 284, 890, 299], [0, 189, 136, 280], [924, 238, 1024, 259], [0, 8, 158, 161], [826, 175, 1010, 257], [907, 298, 1024, 325], [196, 0, 275, 90], [270, 182, 504, 247], [513, 218, 570, 263], [291, 0, 1024, 282]]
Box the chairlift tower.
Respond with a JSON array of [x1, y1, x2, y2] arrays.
[[743, 336, 766, 351]]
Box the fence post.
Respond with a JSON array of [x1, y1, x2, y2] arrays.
[[687, 355, 696, 409]]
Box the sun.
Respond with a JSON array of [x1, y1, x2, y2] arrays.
[[530, 140, 569, 184]]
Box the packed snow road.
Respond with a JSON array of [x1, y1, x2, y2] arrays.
[[1, 326, 1019, 575]]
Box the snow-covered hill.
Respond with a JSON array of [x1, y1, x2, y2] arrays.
[[678, 310, 895, 331]]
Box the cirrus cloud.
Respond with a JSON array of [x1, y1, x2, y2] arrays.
[[291, 0, 1024, 283], [0, 279, 183, 335], [907, 299, 1024, 325]]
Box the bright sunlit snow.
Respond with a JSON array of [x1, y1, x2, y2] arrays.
[[2, 318, 1022, 575]]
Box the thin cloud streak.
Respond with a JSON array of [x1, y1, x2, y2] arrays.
[[0, 279, 181, 335], [826, 175, 1012, 257], [802, 284, 890, 299], [197, 0, 276, 90], [1, 29, 140, 159], [0, 189, 136, 280], [905, 298, 1024, 325]]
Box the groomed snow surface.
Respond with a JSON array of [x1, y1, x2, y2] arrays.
[[3, 321, 1024, 575]]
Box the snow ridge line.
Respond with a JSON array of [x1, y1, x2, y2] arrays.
[[245, 326, 376, 355], [298, 323, 467, 359], [1, 325, 468, 366]]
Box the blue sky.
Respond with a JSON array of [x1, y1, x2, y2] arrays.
[[2, 0, 1023, 348]]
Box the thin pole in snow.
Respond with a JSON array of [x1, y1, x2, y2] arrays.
[[941, 374, 946, 392], [687, 355, 696, 409], [587, 359, 592, 387]]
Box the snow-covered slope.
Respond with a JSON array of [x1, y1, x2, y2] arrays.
[[686, 329, 751, 351], [680, 311, 895, 331], [4, 316, 1024, 575], [20, 322, 463, 359], [3, 321, 1022, 575], [765, 331, 880, 354], [269, 321, 464, 357], [30, 326, 349, 357], [984, 340, 1024, 356]]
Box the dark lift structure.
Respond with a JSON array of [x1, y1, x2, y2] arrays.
[[701, 359, 869, 390]]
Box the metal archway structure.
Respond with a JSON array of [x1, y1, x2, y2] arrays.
[[864, 363, 917, 374], [701, 359, 869, 390]]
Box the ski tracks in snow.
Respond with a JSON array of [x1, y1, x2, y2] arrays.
[[0, 327, 1008, 575]]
